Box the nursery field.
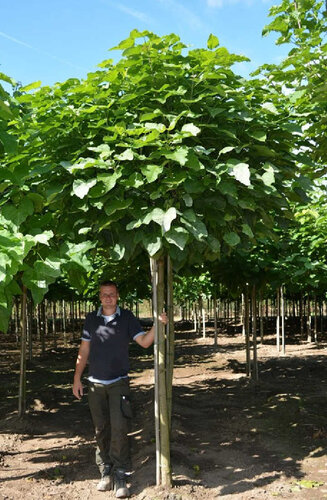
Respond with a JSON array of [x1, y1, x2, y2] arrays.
[[1, 326, 327, 500]]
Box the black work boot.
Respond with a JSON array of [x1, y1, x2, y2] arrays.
[[114, 468, 130, 498], [97, 464, 113, 491]]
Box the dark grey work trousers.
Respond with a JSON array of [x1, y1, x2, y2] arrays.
[[88, 378, 132, 471]]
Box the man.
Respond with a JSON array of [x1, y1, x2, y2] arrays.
[[73, 280, 167, 498]]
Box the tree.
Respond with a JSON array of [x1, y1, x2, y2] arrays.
[[1, 28, 315, 483]]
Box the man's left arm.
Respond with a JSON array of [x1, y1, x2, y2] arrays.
[[135, 312, 168, 349]]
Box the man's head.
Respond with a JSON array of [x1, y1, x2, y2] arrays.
[[99, 280, 119, 311]]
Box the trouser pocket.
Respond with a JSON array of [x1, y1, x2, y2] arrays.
[[120, 394, 133, 419]]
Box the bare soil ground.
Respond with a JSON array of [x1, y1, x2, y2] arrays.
[[1, 325, 327, 499]]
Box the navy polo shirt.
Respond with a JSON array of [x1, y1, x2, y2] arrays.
[[82, 306, 144, 381]]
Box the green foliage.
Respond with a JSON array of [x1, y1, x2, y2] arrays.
[[0, 72, 18, 155], [0, 24, 320, 324], [258, 0, 327, 167], [9, 32, 309, 266]]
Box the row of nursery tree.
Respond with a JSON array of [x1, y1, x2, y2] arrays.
[[1, 0, 327, 486]]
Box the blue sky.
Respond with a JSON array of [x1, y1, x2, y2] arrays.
[[1, 0, 288, 88]]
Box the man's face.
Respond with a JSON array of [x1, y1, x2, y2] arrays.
[[99, 285, 119, 309]]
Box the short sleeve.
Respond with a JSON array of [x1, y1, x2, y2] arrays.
[[81, 313, 93, 341], [127, 311, 144, 341]]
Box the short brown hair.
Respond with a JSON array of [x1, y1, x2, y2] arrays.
[[100, 280, 119, 291]]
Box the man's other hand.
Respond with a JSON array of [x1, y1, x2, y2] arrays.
[[73, 379, 84, 400], [159, 311, 168, 325]]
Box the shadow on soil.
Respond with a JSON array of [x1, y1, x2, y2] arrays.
[[0, 333, 327, 497]]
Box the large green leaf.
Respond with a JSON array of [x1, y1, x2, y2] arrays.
[[97, 171, 121, 192], [72, 179, 97, 199], [207, 33, 219, 49], [223, 232, 241, 247], [20, 81, 42, 92], [261, 164, 275, 186], [164, 227, 189, 250], [228, 160, 251, 186], [162, 207, 177, 233], [143, 234, 162, 256], [165, 147, 189, 166], [140, 164, 163, 183]]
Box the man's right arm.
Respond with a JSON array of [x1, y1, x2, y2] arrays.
[[73, 340, 90, 399]]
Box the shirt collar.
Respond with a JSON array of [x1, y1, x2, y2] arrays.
[[97, 305, 121, 317]]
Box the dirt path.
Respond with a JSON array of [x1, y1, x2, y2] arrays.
[[1, 330, 327, 499]]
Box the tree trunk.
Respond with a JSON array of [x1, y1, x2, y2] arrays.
[[241, 293, 245, 338], [314, 295, 318, 343], [214, 296, 218, 350], [18, 285, 27, 418], [276, 288, 280, 352], [71, 299, 75, 341], [244, 286, 251, 377], [41, 301, 46, 354], [27, 298, 33, 362], [259, 290, 264, 343], [36, 304, 41, 342], [45, 299, 49, 339], [166, 256, 174, 434], [62, 299, 67, 347], [15, 297, 20, 345], [53, 301, 57, 348], [201, 297, 206, 338], [251, 285, 258, 381], [193, 302, 197, 333], [281, 285, 285, 356], [150, 256, 171, 487], [307, 295, 312, 342], [300, 294, 304, 338]]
